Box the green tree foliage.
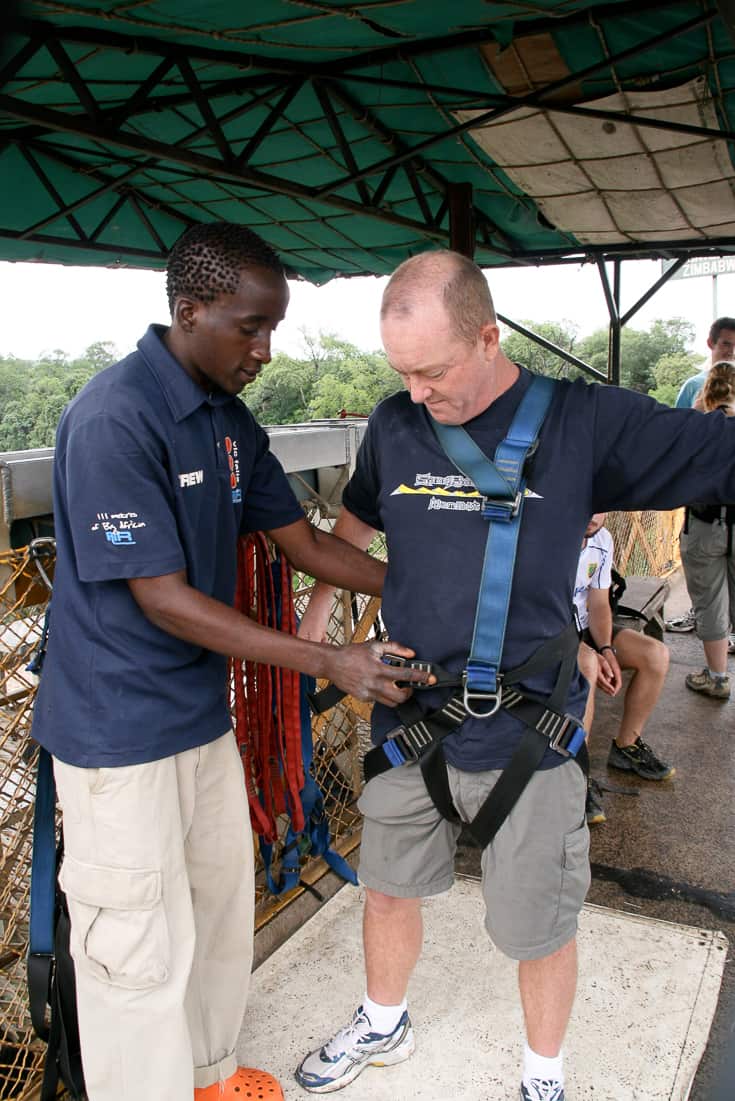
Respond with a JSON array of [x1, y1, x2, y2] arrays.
[[577, 318, 697, 395], [501, 320, 582, 379], [649, 351, 705, 406], [245, 333, 401, 423], [0, 318, 705, 453], [0, 342, 117, 451]]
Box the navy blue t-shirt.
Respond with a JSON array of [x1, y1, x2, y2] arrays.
[[32, 325, 304, 767], [344, 367, 735, 771]]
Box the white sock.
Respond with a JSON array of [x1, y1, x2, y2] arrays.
[[523, 1042, 564, 1087], [362, 993, 406, 1034], [707, 666, 727, 680]]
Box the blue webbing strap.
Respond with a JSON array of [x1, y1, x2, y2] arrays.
[[28, 746, 56, 1040], [431, 374, 556, 711], [259, 673, 358, 895], [259, 560, 358, 895]]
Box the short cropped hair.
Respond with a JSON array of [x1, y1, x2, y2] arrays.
[[381, 250, 495, 344], [166, 222, 284, 312], [708, 317, 735, 344], [701, 360, 735, 413]]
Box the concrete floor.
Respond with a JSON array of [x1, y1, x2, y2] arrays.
[[242, 882, 725, 1100], [247, 569, 735, 1101]]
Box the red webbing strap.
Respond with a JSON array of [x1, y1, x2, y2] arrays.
[[230, 533, 305, 841]]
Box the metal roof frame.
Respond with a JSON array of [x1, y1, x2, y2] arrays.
[[2, 1, 735, 381]]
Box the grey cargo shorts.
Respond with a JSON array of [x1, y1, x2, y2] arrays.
[[358, 757, 590, 961]]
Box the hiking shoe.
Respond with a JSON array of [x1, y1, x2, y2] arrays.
[[295, 1005, 415, 1093], [585, 778, 606, 824], [665, 608, 695, 632], [195, 1067, 284, 1099], [607, 737, 675, 780], [520, 1080, 565, 1100], [685, 668, 731, 700]]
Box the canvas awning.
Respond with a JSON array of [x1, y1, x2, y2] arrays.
[[1, 1, 735, 284]]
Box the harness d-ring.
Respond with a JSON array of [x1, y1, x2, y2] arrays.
[[463, 681, 503, 719]]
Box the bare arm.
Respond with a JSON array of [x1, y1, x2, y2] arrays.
[[267, 513, 383, 595], [587, 587, 622, 695], [128, 526, 424, 705], [296, 509, 378, 643]]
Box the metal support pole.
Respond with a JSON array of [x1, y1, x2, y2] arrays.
[[598, 258, 621, 385], [611, 260, 622, 386], [497, 314, 606, 382], [448, 183, 475, 258]]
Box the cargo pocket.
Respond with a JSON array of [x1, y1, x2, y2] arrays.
[[59, 854, 170, 990], [559, 821, 591, 926]]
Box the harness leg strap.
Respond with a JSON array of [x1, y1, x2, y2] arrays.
[[419, 744, 462, 826], [464, 736, 589, 849]]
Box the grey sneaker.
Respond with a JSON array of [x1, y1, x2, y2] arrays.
[[608, 737, 675, 780], [665, 608, 696, 632], [295, 1005, 415, 1093], [685, 668, 731, 699], [520, 1080, 565, 1100]]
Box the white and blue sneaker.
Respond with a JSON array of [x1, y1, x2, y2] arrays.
[[295, 1005, 415, 1093], [520, 1079, 565, 1100]]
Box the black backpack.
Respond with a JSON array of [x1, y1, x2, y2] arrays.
[[609, 566, 647, 625]]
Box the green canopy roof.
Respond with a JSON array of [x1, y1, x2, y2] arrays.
[[2, 1, 735, 281]]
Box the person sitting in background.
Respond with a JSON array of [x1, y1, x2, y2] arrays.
[[682, 361, 735, 699], [574, 514, 673, 825]]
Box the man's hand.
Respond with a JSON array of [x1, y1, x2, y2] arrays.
[[324, 639, 434, 706], [596, 648, 622, 696]]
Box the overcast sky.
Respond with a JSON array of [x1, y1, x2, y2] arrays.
[[1, 256, 734, 364]]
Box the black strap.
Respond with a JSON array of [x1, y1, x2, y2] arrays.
[[462, 728, 589, 848], [364, 622, 587, 848]]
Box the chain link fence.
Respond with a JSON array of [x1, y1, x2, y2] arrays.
[[606, 509, 684, 577], [1, 546, 52, 1101], [0, 509, 683, 1099]]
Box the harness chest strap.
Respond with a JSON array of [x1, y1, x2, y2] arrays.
[[432, 373, 556, 715]]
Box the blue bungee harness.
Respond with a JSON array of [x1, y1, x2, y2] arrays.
[[312, 373, 587, 848]]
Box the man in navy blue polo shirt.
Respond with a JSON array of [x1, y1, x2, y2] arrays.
[[295, 250, 735, 1101], [31, 223, 428, 1101]]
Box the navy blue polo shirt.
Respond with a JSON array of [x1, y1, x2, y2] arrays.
[[344, 367, 735, 772], [32, 325, 304, 767]]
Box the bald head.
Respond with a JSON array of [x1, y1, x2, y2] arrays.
[[381, 250, 496, 344]]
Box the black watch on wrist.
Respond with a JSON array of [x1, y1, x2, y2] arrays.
[[599, 643, 616, 656]]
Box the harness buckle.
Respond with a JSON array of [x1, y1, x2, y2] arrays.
[[480, 490, 522, 522], [545, 713, 586, 759], [382, 653, 436, 689], [382, 720, 434, 765]]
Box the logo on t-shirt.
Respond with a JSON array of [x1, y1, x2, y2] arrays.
[[225, 436, 241, 503], [179, 469, 204, 488], [389, 471, 543, 513], [89, 511, 146, 546]]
